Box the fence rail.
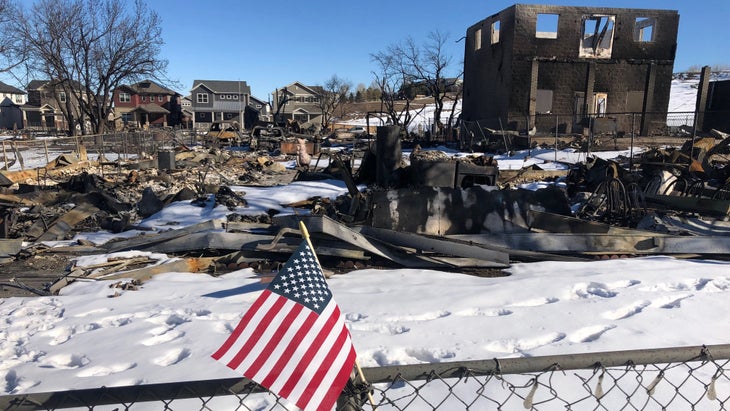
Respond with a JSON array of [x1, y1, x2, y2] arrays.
[[1, 343, 728, 410], [459, 110, 730, 153], [0, 128, 200, 173]]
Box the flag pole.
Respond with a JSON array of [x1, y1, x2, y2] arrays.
[[298, 220, 378, 410]]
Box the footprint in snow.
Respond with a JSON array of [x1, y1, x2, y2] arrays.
[[602, 300, 651, 320], [651, 294, 693, 309], [568, 324, 617, 343], [454, 308, 513, 317], [73, 307, 113, 318], [385, 311, 451, 322], [405, 347, 456, 363], [349, 323, 410, 335], [510, 297, 559, 307], [140, 330, 185, 346], [76, 362, 137, 377], [485, 332, 566, 354], [153, 348, 191, 366], [39, 353, 89, 369], [570, 282, 617, 299], [3, 370, 40, 394]]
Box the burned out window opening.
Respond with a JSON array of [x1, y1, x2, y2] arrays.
[[491, 20, 500, 44], [475, 28, 482, 50], [536, 13, 559, 39], [634, 17, 656, 42], [594, 93, 607, 117], [579, 15, 615, 58]]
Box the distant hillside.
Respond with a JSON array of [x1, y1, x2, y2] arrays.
[[669, 70, 730, 112]]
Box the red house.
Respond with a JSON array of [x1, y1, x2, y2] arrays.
[[113, 80, 181, 129]]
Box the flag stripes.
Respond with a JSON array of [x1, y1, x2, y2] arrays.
[[212, 240, 357, 411]]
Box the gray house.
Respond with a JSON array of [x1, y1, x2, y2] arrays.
[[271, 82, 324, 130], [190, 80, 251, 130]]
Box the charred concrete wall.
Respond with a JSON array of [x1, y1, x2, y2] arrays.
[[463, 4, 679, 136], [703, 80, 730, 133]]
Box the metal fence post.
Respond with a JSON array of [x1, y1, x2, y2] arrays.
[[555, 115, 559, 163], [2, 141, 7, 171]]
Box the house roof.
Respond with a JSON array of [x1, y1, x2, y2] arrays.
[[191, 80, 251, 95], [274, 82, 322, 96], [249, 95, 269, 106], [118, 80, 177, 95], [0, 97, 19, 107], [27, 79, 86, 90], [0, 81, 25, 95], [131, 103, 170, 114]]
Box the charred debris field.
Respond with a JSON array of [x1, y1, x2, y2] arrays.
[[2, 129, 730, 298]]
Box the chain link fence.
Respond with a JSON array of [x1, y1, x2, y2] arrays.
[[0, 128, 199, 174], [459, 110, 730, 153], [1, 344, 728, 410]]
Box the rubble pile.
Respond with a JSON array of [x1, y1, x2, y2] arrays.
[[3, 129, 730, 297]]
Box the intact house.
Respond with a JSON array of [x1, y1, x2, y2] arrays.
[[112, 80, 182, 130], [271, 82, 324, 131], [180, 95, 193, 129], [190, 80, 251, 131], [462, 4, 679, 136], [248, 95, 272, 125], [0, 81, 25, 130], [23, 79, 89, 133]]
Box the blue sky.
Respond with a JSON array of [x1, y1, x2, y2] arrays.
[[5, 0, 729, 99]]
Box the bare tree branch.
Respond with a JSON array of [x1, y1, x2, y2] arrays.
[[317, 74, 352, 132], [17, 0, 167, 135]]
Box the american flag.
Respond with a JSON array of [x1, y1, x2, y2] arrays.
[[212, 240, 357, 411]]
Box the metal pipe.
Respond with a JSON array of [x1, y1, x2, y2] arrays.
[[362, 343, 730, 383]]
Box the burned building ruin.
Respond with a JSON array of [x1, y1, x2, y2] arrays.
[[462, 4, 679, 137]]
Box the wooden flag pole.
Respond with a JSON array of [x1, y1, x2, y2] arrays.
[[298, 220, 378, 410]]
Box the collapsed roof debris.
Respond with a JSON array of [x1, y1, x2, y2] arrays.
[[3, 125, 730, 296]]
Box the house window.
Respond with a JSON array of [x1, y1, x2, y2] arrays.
[[58, 91, 66, 103], [141, 96, 146, 102], [224, 112, 234, 119], [14, 95, 22, 104], [119, 92, 130, 103], [475, 28, 482, 50], [233, 95, 238, 100], [579, 15, 615, 58], [121, 113, 133, 123], [158, 95, 164, 102], [294, 114, 308, 123], [634, 17, 655, 42], [491, 20, 500, 44], [536, 90, 553, 114], [197, 93, 208, 103], [536, 14, 559, 39]]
